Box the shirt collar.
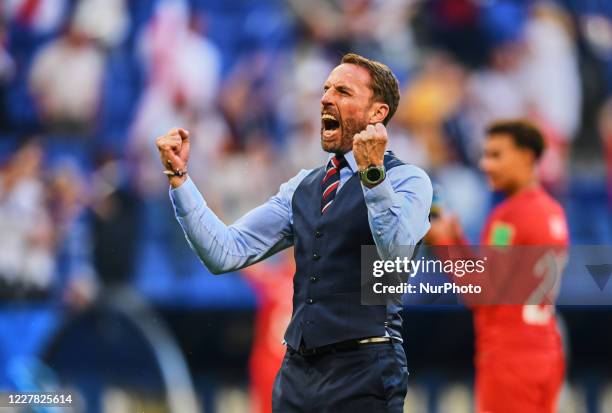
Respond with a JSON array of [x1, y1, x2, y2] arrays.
[[327, 151, 358, 173]]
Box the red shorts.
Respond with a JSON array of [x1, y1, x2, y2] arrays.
[[475, 353, 564, 413]]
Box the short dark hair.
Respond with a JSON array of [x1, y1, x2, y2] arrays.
[[340, 53, 400, 126], [486, 119, 546, 160]]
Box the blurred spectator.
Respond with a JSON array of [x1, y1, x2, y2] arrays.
[[0, 139, 54, 295], [28, 18, 106, 135], [71, 0, 129, 48], [128, 0, 228, 284], [0, 21, 15, 130], [48, 161, 98, 309], [394, 52, 467, 169], [3, 0, 67, 34], [464, 1, 529, 164], [0, 139, 94, 391], [0, 139, 98, 304], [522, 2, 581, 141], [287, 0, 365, 47], [287, 0, 416, 71], [90, 156, 141, 288], [580, 12, 612, 63], [208, 139, 284, 222], [278, 48, 333, 171], [417, 0, 486, 66], [464, 1, 581, 190], [521, 1, 581, 190], [219, 52, 278, 150], [131, 0, 224, 197], [136, 0, 219, 112], [599, 97, 612, 205]]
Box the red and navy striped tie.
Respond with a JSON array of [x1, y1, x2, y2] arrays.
[[321, 154, 347, 214]]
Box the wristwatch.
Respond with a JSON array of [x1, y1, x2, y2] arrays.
[[359, 165, 386, 186]]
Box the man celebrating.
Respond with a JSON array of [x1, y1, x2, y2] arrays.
[[427, 120, 568, 413], [156, 53, 432, 412]]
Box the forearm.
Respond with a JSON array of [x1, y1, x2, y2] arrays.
[[171, 177, 294, 274], [175, 200, 251, 274]]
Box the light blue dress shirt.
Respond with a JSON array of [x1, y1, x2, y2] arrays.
[[170, 150, 432, 274]]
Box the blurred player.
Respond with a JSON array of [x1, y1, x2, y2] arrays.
[[426, 120, 569, 413], [241, 251, 294, 413]]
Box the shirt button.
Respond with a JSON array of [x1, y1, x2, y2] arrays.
[[314, 230, 323, 238], [376, 230, 383, 236], [307, 298, 314, 304], [313, 252, 320, 260], [305, 320, 313, 325], [310, 276, 318, 283]]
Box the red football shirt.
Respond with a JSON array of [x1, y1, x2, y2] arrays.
[[474, 186, 569, 359]]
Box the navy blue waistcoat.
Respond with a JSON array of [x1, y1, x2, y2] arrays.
[[285, 152, 405, 349]]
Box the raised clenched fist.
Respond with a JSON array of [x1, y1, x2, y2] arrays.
[[352, 123, 388, 171], [155, 127, 190, 187]]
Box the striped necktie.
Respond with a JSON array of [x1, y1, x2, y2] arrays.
[[321, 154, 347, 214]]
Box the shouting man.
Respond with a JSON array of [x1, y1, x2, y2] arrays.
[[156, 53, 432, 413]]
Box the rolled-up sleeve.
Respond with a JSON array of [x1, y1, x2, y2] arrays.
[[362, 164, 432, 259]]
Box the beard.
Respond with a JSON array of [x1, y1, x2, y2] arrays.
[[321, 117, 368, 155]]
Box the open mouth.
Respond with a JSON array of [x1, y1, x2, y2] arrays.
[[322, 113, 340, 132]]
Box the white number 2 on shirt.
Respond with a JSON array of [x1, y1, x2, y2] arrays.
[[522, 250, 568, 325]]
